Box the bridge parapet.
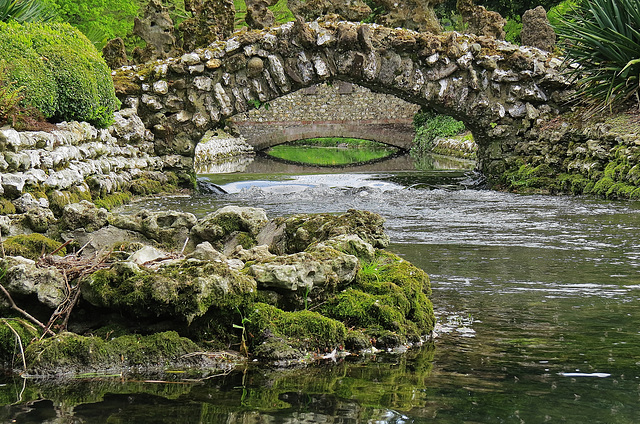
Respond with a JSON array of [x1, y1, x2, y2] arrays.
[[115, 19, 572, 182]]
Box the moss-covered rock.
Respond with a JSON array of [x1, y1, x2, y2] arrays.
[[110, 210, 197, 249], [246, 303, 347, 360], [247, 245, 359, 309], [0, 22, 119, 128], [0, 318, 40, 369], [82, 259, 256, 323], [260, 209, 390, 255], [2, 233, 65, 260], [24, 331, 209, 375], [320, 250, 434, 343]]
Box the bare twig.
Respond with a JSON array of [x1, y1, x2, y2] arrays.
[[0, 227, 5, 258], [49, 239, 72, 256]]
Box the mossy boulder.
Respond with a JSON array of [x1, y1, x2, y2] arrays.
[[2, 233, 65, 260], [320, 251, 434, 343], [82, 259, 257, 323], [24, 331, 208, 375], [61, 200, 108, 232], [258, 209, 390, 255], [0, 21, 119, 128], [246, 303, 347, 360], [247, 245, 359, 309], [190, 206, 268, 252]]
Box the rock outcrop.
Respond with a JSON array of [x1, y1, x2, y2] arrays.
[[179, 0, 235, 52], [457, 0, 506, 39], [521, 6, 556, 52]]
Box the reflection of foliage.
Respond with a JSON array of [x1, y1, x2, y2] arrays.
[[555, 0, 640, 114]]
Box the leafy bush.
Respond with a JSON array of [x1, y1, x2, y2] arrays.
[[411, 110, 466, 155], [504, 15, 522, 44], [555, 0, 640, 113], [0, 21, 119, 127]]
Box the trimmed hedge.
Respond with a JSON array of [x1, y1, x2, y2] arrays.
[[0, 21, 119, 128]]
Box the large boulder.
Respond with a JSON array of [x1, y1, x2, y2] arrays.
[[132, 0, 178, 62], [245, 0, 277, 29], [179, 0, 235, 52]]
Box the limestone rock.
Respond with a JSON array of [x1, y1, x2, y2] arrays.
[[248, 246, 358, 293], [245, 0, 276, 30], [314, 234, 376, 262], [12, 193, 47, 214], [26, 207, 56, 233], [62, 225, 154, 258], [128, 245, 168, 265], [179, 0, 235, 52], [230, 244, 276, 262], [190, 206, 269, 247], [110, 108, 149, 143], [521, 6, 556, 52], [186, 241, 226, 262], [102, 37, 129, 69], [110, 210, 197, 249], [373, 0, 442, 33], [82, 259, 256, 322], [458, 0, 506, 40], [133, 0, 178, 61], [257, 209, 390, 255], [288, 0, 371, 22], [61, 201, 108, 232], [1, 256, 66, 309]]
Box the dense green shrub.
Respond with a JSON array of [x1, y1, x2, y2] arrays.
[[0, 21, 119, 127], [411, 109, 466, 156], [555, 0, 640, 113]]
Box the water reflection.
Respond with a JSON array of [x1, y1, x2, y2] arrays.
[[1, 346, 436, 423]]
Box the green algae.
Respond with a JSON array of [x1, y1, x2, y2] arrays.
[[2, 233, 65, 260]]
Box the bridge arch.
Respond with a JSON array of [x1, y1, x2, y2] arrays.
[[116, 19, 571, 184]]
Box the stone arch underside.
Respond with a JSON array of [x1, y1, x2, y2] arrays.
[[117, 19, 571, 185]]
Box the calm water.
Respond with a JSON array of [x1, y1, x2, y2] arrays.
[[3, 154, 640, 423]]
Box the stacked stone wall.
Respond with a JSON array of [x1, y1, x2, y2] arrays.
[[234, 81, 420, 123]]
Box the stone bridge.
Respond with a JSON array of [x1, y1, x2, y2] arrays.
[[235, 119, 415, 150], [116, 18, 572, 183]]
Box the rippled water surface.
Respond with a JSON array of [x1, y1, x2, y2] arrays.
[[4, 155, 640, 423]]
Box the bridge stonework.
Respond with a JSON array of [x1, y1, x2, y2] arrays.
[[116, 19, 571, 183]]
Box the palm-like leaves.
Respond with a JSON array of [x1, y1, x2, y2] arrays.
[[556, 0, 640, 113], [0, 0, 56, 23]]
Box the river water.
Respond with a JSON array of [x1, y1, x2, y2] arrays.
[[3, 154, 640, 423]]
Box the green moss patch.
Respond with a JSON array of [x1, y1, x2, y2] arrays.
[[0, 318, 40, 368], [24, 331, 203, 374], [2, 233, 65, 260], [321, 251, 434, 342], [246, 303, 347, 358], [83, 260, 256, 323]]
